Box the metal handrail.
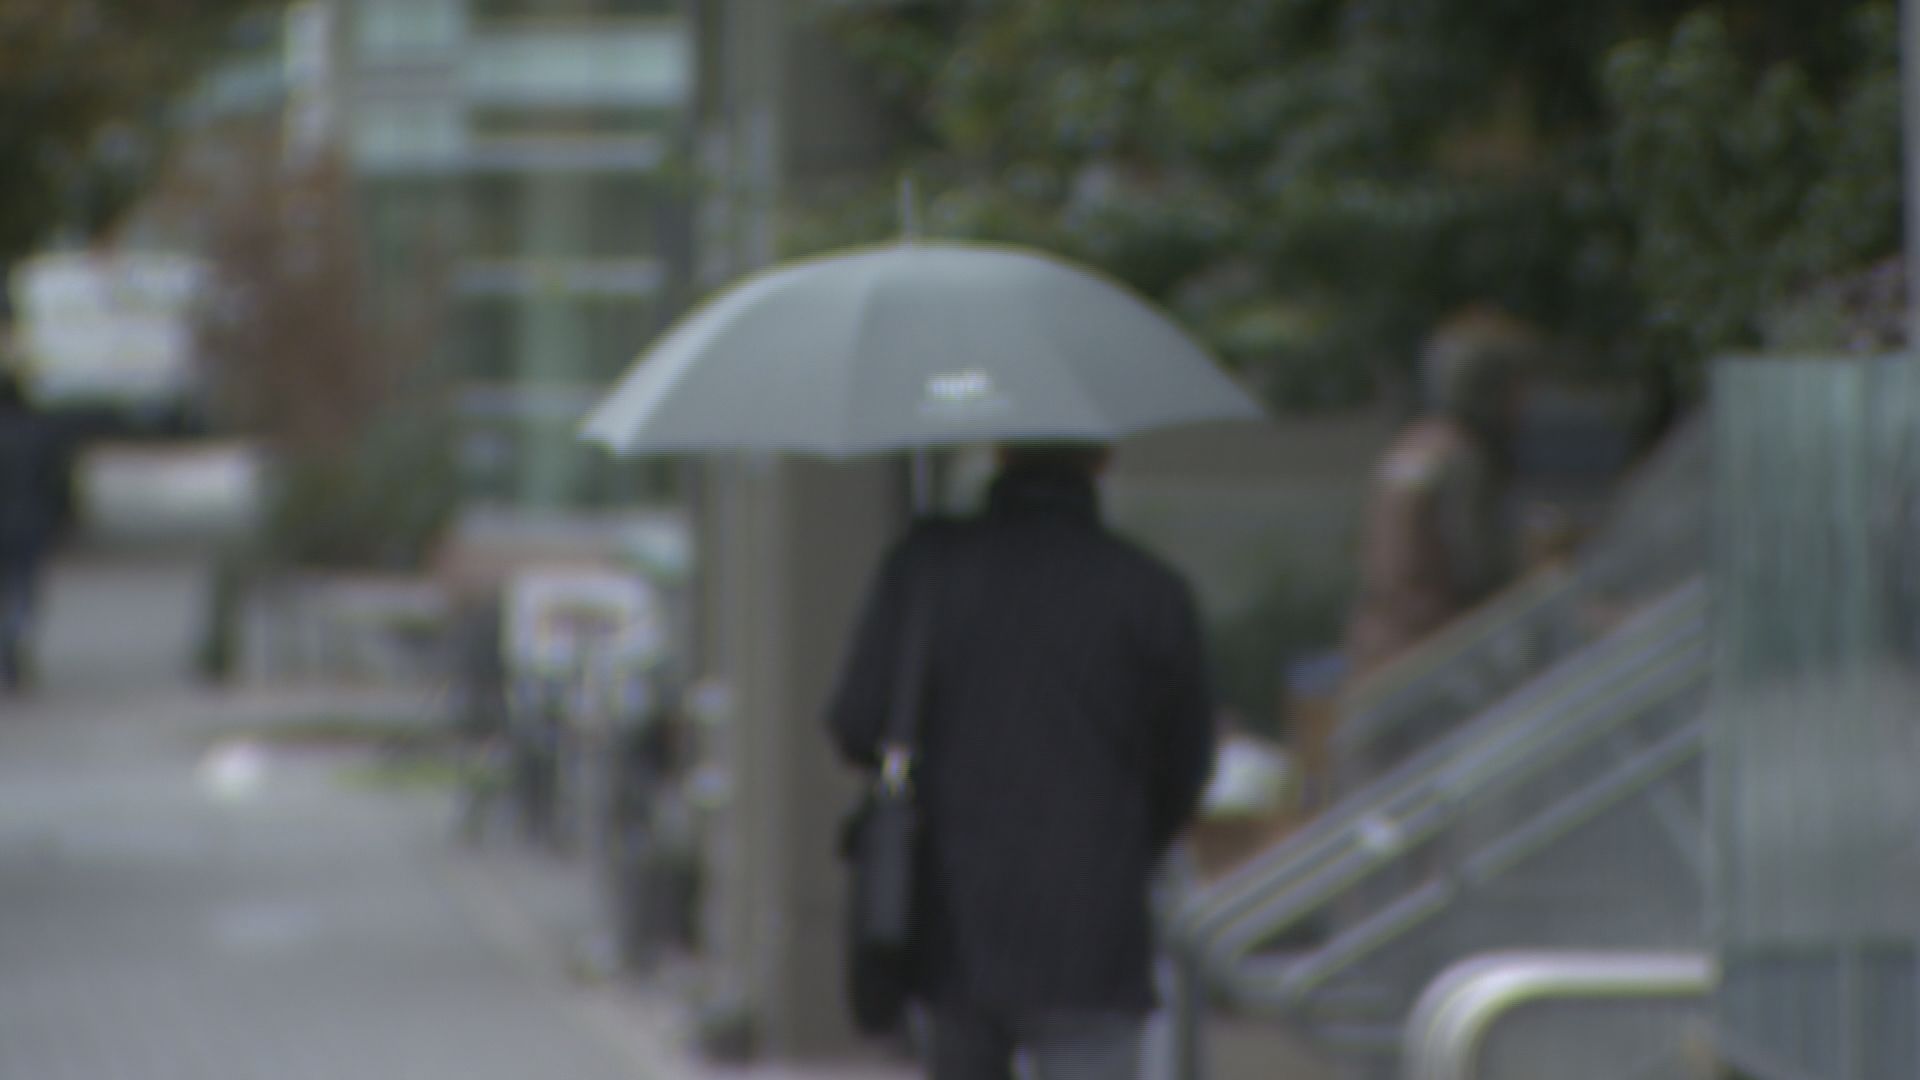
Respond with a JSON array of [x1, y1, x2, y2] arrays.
[[1337, 566, 1576, 725], [1219, 691, 1706, 1014], [1205, 582, 1699, 916], [1401, 950, 1714, 1080], [1223, 718, 1705, 1013], [1334, 417, 1710, 776], [1178, 581, 1708, 963]]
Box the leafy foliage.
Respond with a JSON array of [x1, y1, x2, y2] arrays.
[[195, 147, 458, 572], [261, 405, 461, 571], [0, 1, 259, 262], [1604, 6, 1903, 378], [802, 0, 1904, 414]]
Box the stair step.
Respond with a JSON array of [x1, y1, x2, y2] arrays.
[[1231, 952, 1403, 1019], [1307, 1020, 1404, 1054]]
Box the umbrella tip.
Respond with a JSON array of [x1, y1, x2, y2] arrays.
[[898, 174, 921, 242]]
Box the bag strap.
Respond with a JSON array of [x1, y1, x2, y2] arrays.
[[877, 579, 931, 795]]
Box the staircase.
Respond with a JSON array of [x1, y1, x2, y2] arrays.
[[1333, 418, 1707, 793], [1170, 421, 1713, 1079]]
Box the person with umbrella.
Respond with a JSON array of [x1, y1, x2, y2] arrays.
[[824, 439, 1217, 1080], [584, 234, 1266, 1079]]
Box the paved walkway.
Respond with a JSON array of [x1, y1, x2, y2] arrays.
[[0, 553, 920, 1080], [0, 554, 685, 1080]]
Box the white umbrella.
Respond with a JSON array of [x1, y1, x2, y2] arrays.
[[582, 240, 1266, 458]]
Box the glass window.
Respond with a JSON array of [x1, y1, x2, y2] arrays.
[[355, 0, 462, 57], [457, 424, 518, 502], [463, 175, 522, 260], [471, 0, 678, 20], [457, 297, 520, 382], [454, 294, 654, 385], [349, 100, 465, 168], [470, 105, 676, 140], [463, 175, 659, 259], [582, 297, 656, 380], [364, 177, 461, 265], [583, 181, 660, 258], [462, 26, 688, 108]]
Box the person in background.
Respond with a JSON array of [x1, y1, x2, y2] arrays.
[[828, 442, 1217, 1080], [0, 368, 63, 690], [1344, 307, 1539, 682]]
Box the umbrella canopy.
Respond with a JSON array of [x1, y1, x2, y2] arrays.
[[582, 241, 1266, 457]]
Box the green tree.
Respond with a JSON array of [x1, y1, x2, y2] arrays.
[[0, 1, 257, 263], [195, 143, 458, 572], [806, 0, 1901, 416], [1604, 6, 1902, 378]]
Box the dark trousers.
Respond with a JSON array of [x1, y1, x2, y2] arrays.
[[929, 1002, 1143, 1080], [0, 554, 41, 687]]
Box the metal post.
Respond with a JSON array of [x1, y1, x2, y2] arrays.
[[1168, 948, 1208, 1080], [1904, 0, 1920, 347]]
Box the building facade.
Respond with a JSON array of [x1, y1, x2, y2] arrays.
[[336, 0, 691, 511], [301, 0, 692, 510]]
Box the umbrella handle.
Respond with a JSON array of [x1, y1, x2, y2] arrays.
[[910, 449, 934, 514]]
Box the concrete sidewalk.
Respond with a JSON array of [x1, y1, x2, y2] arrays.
[[0, 551, 916, 1080], [0, 695, 666, 1079]]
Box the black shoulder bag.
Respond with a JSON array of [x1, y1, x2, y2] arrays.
[[840, 588, 931, 1037]]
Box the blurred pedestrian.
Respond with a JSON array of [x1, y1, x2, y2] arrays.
[[0, 368, 62, 690], [828, 443, 1217, 1080], [1344, 307, 1538, 681]]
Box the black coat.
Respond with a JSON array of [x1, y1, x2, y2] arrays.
[[827, 468, 1216, 1017], [0, 408, 62, 561]]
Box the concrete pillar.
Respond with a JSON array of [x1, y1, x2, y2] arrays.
[[759, 459, 902, 1056], [683, 0, 909, 1062], [696, 454, 903, 1059], [692, 455, 764, 1026]]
